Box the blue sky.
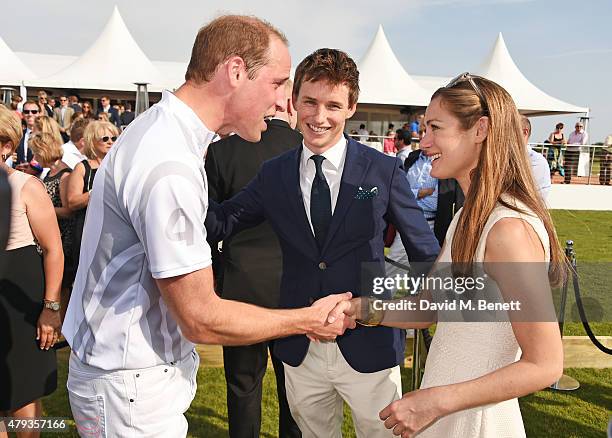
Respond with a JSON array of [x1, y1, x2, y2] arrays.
[[4, 0, 610, 142]]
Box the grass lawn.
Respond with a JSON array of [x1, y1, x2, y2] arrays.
[[41, 350, 611, 437], [38, 210, 610, 436], [550, 210, 612, 336]]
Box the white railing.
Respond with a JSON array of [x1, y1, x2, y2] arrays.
[[529, 143, 612, 185]]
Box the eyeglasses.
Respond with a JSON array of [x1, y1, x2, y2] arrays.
[[100, 136, 117, 143], [23, 109, 39, 115], [445, 72, 489, 115]]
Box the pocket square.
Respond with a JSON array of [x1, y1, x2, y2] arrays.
[[355, 186, 378, 200]]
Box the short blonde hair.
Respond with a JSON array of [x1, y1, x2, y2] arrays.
[[0, 105, 23, 154], [28, 133, 64, 165], [83, 121, 119, 160], [34, 116, 63, 147]]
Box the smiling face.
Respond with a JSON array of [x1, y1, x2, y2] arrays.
[[222, 37, 291, 142], [420, 96, 485, 188], [294, 79, 356, 153], [94, 129, 116, 158], [22, 102, 40, 129]]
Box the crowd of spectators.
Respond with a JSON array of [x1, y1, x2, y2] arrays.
[[0, 94, 129, 427], [10, 92, 137, 130]]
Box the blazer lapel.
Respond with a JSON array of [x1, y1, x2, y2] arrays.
[[280, 146, 319, 258], [322, 138, 371, 253]]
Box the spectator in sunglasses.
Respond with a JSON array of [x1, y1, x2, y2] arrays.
[[67, 121, 118, 273], [12, 101, 40, 173], [38, 91, 54, 117], [97, 96, 121, 128], [81, 101, 94, 120]]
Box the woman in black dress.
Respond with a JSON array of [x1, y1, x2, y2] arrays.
[[0, 106, 63, 427], [29, 133, 75, 319], [67, 120, 118, 272]]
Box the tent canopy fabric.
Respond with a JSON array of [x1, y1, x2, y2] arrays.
[[6, 21, 588, 116], [475, 33, 588, 116], [0, 37, 36, 85], [25, 6, 165, 92], [357, 25, 431, 106]]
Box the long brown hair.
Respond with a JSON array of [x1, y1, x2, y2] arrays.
[[431, 77, 566, 285]]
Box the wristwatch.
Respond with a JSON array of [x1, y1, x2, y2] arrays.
[[356, 297, 384, 327], [43, 300, 61, 311]]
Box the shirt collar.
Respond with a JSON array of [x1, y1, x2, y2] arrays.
[[301, 135, 347, 170], [162, 90, 216, 151], [419, 150, 430, 162]]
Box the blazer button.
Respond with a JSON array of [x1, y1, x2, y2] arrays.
[[318, 261, 327, 270]]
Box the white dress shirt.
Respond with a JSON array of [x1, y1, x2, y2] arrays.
[[62, 141, 87, 169], [22, 128, 32, 161], [299, 136, 348, 234], [528, 147, 551, 201]]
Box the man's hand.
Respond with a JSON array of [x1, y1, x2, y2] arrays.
[[379, 387, 446, 437], [306, 292, 356, 342], [417, 187, 435, 199], [16, 162, 41, 176]]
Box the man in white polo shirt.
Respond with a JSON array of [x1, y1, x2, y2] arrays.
[[62, 15, 354, 437]]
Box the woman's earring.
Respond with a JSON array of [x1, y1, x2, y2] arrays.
[[1, 154, 7, 161]]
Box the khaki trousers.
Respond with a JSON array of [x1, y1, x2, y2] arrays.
[[284, 341, 401, 438]]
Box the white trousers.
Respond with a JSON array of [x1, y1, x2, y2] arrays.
[[67, 350, 199, 438], [284, 342, 401, 438]]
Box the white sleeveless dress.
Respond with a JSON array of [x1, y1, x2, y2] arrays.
[[417, 198, 550, 438]]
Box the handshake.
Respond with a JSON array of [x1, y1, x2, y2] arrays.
[[304, 293, 367, 342]]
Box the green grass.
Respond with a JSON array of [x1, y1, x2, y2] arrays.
[[551, 210, 612, 336], [41, 350, 611, 437], [38, 210, 611, 436]]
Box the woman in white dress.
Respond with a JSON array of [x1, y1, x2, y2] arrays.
[[347, 73, 566, 437]]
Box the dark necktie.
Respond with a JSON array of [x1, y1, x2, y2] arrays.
[[310, 155, 332, 249]]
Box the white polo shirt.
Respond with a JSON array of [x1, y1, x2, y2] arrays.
[[63, 90, 215, 371]]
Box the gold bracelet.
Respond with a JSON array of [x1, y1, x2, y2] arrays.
[[356, 297, 384, 327]]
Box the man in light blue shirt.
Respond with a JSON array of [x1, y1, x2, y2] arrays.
[[406, 151, 438, 226], [521, 117, 551, 201]]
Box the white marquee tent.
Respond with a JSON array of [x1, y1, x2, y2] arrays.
[[475, 33, 588, 116], [25, 6, 166, 92], [2, 18, 588, 118], [357, 25, 431, 107], [0, 37, 36, 86]]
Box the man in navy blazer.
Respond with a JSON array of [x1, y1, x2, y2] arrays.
[[206, 49, 439, 438]]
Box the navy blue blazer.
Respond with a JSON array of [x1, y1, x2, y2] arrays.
[[205, 137, 440, 372]]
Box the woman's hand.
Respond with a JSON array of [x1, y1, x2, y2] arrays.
[[379, 386, 447, 437], [37, 308, 61, 350]]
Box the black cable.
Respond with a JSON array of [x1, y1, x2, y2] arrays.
[[571, 261, 612, 355]]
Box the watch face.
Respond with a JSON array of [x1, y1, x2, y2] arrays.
[[45, 301, 60, 311]]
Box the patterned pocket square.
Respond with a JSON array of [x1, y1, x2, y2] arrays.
[[354, 186, 378, 200]]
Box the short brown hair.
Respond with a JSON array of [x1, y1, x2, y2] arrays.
[[521, 116, 531, 138], [185, 15, 287, 84], [0, 105, 23, 153], [28, 133, 63, 165], [293, 48, 360, 107], [69, 118, 91, 143], [23, 100, 39, 110]]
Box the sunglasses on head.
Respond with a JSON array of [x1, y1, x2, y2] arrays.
[[23, 109, 39, 115], [100, 136, 117, 143], [445, 72, 489, 115]]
